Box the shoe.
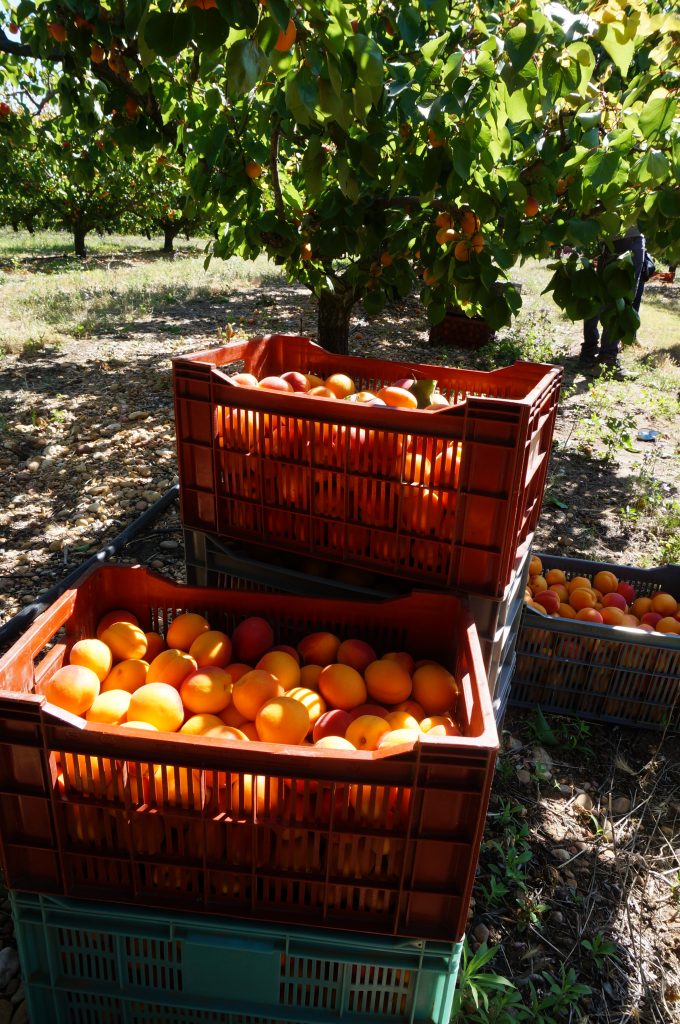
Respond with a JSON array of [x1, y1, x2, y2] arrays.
[[594, 360, 638, 382], [578, 356, 598, 376]]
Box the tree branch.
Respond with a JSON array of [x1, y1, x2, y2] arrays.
[[269, 120, 285, 222], [0, 28, 64, 61]]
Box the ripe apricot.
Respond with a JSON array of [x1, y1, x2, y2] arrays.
[[420, 715, 461, 736], [412, 663, 458, 715], [231, 773, 281, 816], [531, 576, 548, 595], [545, 569, 567, 586], [120, 721, 157, 732], [549, 583, 569, 603], [656, 617, 680, 634], [245, 161, 262, 179], [453, 241, 470, 262], [144, 632, 166, 661], [101, 621, 148, 661], [383, 652, 416, 675], [180, 713, 227, 736], [232, 670, 284, 720], [631, 597, 652, 618], [256, 696, 309, 744], [427, 128, 445, 148], [189, 630, 232, 668], [224, 663, 253, 685], [569, 588, 596, 611], [651, 592, 678, 616], [346, 715, 391, 751], [567, 576, 592, 594], [385, 710, 420, 731], [377, 386, 418, 409], [298, 632, 341, 666], [85, 689, 131, 725], [101, 659, 149, 694], [377, 728, 421, 748], [274, 18, 296, 51], [576, 608, 604, 623], [180, 667, 233, 714], [166, 613, 211, 652], [318, 663, 367, 710], [558, 603, 578, 619], [90, 44, 105, 62], [152, 766, 203, 810], [620, 614, 640, 628], [593, 570, 618, 594], [436, 227, 458, 246], [128, 682, 184, 732], [96, 609, 140, 639], [338, 639, 377, 674], [69, 639, 112, 682], [308, 386, 335, 398], [257, 651, 300, 691], [233, 617, 275, 663], [601, 607, 625, 627], [315, 736, 355, 750], [286, 687, 327, 730], [299, 664, 323, 690], [529, 555, 543, 576], [422, 268, 438, 287], [364, 660, 412, 705], [206, 726, 249, 742], [524, 196, 540, 217], [46, 665, 100, 716], [602, 592, 627, 612], [470, 233, 484, 254], [324, 373, 355, 399], [435, 212, 453, 229], [536, 591, 560, 614], [147, 649, 197, 689], [47, 22, 67, 42], [300, 243, 313, 261], [392, 698, 424, 720], [459, 209, 480, 235], [219, 702, 249, 728]]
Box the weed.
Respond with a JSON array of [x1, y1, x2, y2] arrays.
[[574, 377, 637, 460], [671, 870, 680, 905], [451, 942, 517, 1020], [527, 967, 592, 1020], [473, 311, 566, 371], [581, 933, 620, 971]]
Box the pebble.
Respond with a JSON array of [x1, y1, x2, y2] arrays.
[[549, 911, 564, 924], [160, 540, 179, 551], [151, 560, 165, 569], [532, 746, 553, 772], [0, 948, 19, 989], [574, 793, 593, 812], [558, 784, 571, 797], [135, 501, 148, 511], [142, 490, 162, 503], [472, 922, 490, 944], [507, 735, 523, 751], [516, 769, 532, 785], [552, 848, 571, 863], [612, 796, 631, 815]]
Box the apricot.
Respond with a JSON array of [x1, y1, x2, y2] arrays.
[[641, 612, 663, 628], [348, 783, 403, 821], [420, 715, 461, 735], [101, 659, 149, 693], [337, 639, 377, 674], [656, 616, 680, 635], [232, 670, 284, 720], [231, 372, 259, 387], [286, 687, 327, 730], [147, 649, 197, 689], [96, 609, 140, 639], [601, 607, 625, 626], [206, 726, 249, 742], [281, 371, 310, 392], [232, 617, 275, 663], [558, 603, 578, 619], [392, 699, 424, 720], [128, 683, 184, 732], [270, 644, 300, 663], [576, 608, 604, 623], [412, 663, 458, 715], [259, 376, 294, 392], [567, 576, 592, 594], [631, 597, 652, 618], [602, 592, 627, 612], [180, 713, 227, 736], [144, 632, 166, 662], [224, 663, 253, 685], [314, 736, 355, 750], [100, 621, 148, 661], [346, 715, 391, 751], [305, 373, 325, 389], [545, 569, 567, 586], [385, 710, 420, 731], [324, 373, 355, 399], [548, 583, 569, 603], [298, 632, 341, 666], [531, 576, 548, 595], [256, 696, 310, 744], [616, 581, 636, 604], [308, 386, 336, 399], [377, 386, 418, 409], [219, 702, 249, 727], [166, 613, 211, 651], [189, 630, 232, 668], [62, 753, 112, 794], [300, 664, 323, 690], [651, 592, 678, 616], [364, 660, 412, 704], [529, 555, 543, 576], [593, 570, 618, 594], [620, 614, 640, 628], [240, 722, 260, 741], [120, 721, 158, 732], [69, 638, 113, 683], [231, 774, 281, 816], [318, 663, 367, 710], [312, 709, 352, 742], [46, 664, 100, 716], [383, 652, 416, 675], [536, 591, 560, 614], [569, 588, 596, 611], [180, 667, 233, 714], [524, 196, 540, 217], [256, 651, 300, 691], [152, 766, 203, 810], [85, 689, 131, 725]]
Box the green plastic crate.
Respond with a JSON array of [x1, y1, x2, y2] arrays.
[[10, 892, 463, 1024]]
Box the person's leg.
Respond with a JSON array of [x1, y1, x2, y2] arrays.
[[580, 316, 600, 366], [599, 236, 645, 366]]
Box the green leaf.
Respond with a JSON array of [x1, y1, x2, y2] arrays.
[[396, 7, 420, 47], [301, 135, 323, 197], [506, 88, 530, 122], [285, 69, 320, 126], [348, 35, 383, 89], [638, 95, 677, 142], [226, 39, 268, 97], [581, 150, 620, 187], [410, 379, 437, 407], [326, 53, 342, 97], [505, 24, 543, 71], [137, 10, 156, 66], [597, 23, 636, 76], [143, 12, 192, 59], [567, 218, 599, 245], [125, 0, 149, 35], [659, 190, 680, 219], [532, 708, 558, 746], [264, 0, 291, 33], [422, 33, 449, 62]]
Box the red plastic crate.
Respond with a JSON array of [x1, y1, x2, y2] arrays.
[[172, 335, 562, 597], [0, 565, 497, 941]]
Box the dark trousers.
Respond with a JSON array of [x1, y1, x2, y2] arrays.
[[582, 235, 645, 363]]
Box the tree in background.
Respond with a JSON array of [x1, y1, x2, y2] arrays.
[[138, 155, 205, 253], [1, 0, 679, 349]]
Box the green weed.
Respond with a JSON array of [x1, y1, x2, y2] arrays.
[[580, 934, 620, 971]]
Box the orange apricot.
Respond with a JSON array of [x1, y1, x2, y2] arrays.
[[298, 632, 341, 666], [232, 670, 284, 720], [69, 639, 112, 682], [256, 696, 309, 744], [593, 570, 618, 595], [256, 651, 300, 691], [364, 660, 412, 705], [96, 609, 140, 639], [85, 689, 131, 725], [285, 687, 327, 730], [219, 702, 249, 727], [412, 663, 458, 715], [569, 588, 596, 611], [324, 373, 355, 399], [299, 664, 323, 690], [128, 682, 184, 732], [46, 665, 100, 716], [601, 607, 625, 627], [345, 715, 391, 751], [101, 659, 149, 693], [529, 555, 543, 576], [166, 613, 211, 651], [146, 649, 197, 689], [144, 632, 166, 662], [337, 639, 377, 674], [576, 608, 604, 623], [180, 667, 233, 714], [545, 568, 567, 586], [377, 386, 418, 409], [180, 713, 227, 736], [383, 652, 416, 675], [631, 597, 652, 618], [232, 617, 275, 663], [656, 616, 680, 634], [651, 592, 678, 616], [318, 663, 367, 710], [392, 699, 424, 720], [567, 576, 593, 594], [385, 710, 420, 731], [189, 630, 232, 668], [100, 621, 148, 662], [558, 603, 578, 619]]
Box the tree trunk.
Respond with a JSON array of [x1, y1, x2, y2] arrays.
[[163, 224, 176, 254], [317, 286, 356, 354], [73, 226, 87, 258]]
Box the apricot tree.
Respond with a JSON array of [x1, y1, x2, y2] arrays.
[[1, 0, 679, 350]]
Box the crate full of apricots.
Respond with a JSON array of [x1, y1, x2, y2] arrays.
[[0, 565, 497, 942], [512, 554, 680, 729], [172, 334, 562, 597]]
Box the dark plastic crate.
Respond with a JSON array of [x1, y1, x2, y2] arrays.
[[10, 891, 464, 1024], [173, 335, 562, 597], [0, 565, 497, 942], [512, 554, 680, 729]]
